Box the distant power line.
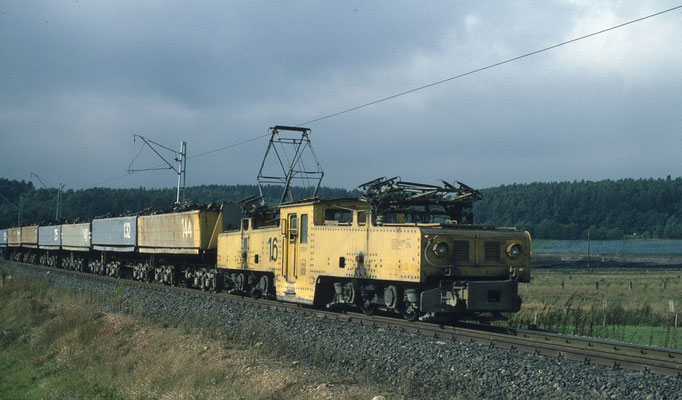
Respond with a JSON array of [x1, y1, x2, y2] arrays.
[[87, 172, 133, 188], [188, 133, 271, 160], [86, 4, 681, 188]]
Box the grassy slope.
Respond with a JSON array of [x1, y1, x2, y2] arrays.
[[0, 271, 394, 400]]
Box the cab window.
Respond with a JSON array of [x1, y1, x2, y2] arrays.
[[289, 214, 298, 243]]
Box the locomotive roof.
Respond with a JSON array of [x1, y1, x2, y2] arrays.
[[279, 197, 369, 208]]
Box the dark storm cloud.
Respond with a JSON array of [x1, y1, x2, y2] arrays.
[[1, 1, 680, 192]]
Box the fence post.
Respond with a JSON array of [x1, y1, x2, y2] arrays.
[[596, 281, 599, 290], [561, 281, 564, 290], [629, 280, 632, 291]]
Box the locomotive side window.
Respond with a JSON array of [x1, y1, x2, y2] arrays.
[[300, 214, 308, 244], [357, 211, 367, 226], [324, 209, 351, 224]]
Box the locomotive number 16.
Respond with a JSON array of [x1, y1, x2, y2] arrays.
[[267, 237, 278, 262]]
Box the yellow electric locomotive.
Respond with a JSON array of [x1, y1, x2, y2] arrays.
[[216, 176, 530, 321]]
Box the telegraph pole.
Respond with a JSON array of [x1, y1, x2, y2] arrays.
[[56, 183, 64, 220], [18, 195, 24, 225], [176, 141, 187, 203]]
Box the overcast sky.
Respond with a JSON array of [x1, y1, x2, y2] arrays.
[[1, 1, 681, 193]]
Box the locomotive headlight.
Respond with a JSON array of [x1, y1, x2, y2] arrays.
[[433, 242, 449, 258], [506, 243, 521, 259]]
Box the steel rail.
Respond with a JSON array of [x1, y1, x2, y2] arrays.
[[4, 260, 680, 378]]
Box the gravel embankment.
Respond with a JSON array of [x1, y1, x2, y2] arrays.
[[3, 261, 681, 399]]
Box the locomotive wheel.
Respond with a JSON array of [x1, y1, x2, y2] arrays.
[[402, 289, 420, 321], [342, 282, 356, 304], [235, 273, 246, 292], [360, 300, 377, 315], [251, 275, 270, 299], [384, 285, 398, 311], [401, 305, 419, 321], [259, 275, 270, 297]]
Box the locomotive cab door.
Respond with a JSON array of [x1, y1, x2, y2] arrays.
[[285, 213, 298, 283]]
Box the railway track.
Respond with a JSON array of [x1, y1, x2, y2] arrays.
[[5, 260, 681, 378]]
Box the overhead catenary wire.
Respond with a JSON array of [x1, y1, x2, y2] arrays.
[[297, 4, 682, 126], [83, 4, 681, 189], [86, 172, 133, 188], [192, 4, 682, 157]]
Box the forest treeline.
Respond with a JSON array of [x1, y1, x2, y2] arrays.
[[473, 176, 682, 239], [2, 177, 682, 239], [0, 178, 357, 227]]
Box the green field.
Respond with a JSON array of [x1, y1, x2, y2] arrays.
[[532, 239, 682, 255], [507, 267, 682, 349]]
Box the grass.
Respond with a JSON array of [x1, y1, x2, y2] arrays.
[[0, 268, 395, 400], [507, 267, 682, 348]]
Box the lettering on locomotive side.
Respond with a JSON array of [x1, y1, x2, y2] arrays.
[[123, 222, 131, 239], [267, 237, 278, 262], [391, 239, 405, 250]]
